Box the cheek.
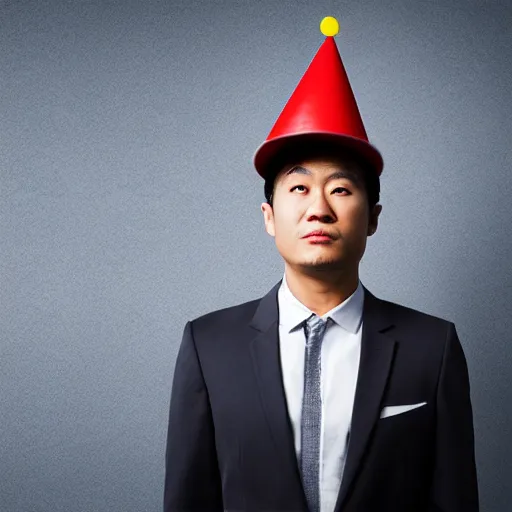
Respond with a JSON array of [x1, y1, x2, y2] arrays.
[[340, 202, 368, 231], [272, 210, 299, 242], [274, 220, 294, 237]]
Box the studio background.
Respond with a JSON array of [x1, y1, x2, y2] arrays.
[[2, 0, 511, 511]]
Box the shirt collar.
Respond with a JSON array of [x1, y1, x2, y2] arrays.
[[277, 271, 364, 334]]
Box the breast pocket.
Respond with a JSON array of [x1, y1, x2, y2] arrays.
[[380, 401, 427, 419], [373, 398, 433, 451]]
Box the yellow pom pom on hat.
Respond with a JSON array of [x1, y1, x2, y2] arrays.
[[253, 16, 383, 179], [320, 16, 339, 36]]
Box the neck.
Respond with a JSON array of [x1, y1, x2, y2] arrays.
[[284, 265, 359, 317]]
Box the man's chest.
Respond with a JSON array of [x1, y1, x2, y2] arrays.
[[278, 323, 362, 450]]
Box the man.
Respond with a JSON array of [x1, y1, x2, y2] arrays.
[[164, 17, 479, 512]]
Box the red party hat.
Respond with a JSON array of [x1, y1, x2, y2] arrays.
[[253, 16, 383, 179]]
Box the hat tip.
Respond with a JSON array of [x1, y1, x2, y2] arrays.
[[320, 16, 339, 37]]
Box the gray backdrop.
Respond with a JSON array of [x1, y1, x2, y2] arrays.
[[2, 0, 511, 510]]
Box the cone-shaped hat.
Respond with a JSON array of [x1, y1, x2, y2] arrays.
[[253, 17, 383, 179]]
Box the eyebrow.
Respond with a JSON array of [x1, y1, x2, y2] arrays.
[[283, 165, 362, 186]]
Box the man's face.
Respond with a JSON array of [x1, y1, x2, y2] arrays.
[[261, 155, 381, 275]]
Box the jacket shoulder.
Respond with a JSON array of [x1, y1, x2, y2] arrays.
[[375, 293, 454, 334], [188, 295, 261, 336]]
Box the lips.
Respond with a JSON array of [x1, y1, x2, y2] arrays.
[[303, 230, 335, 239]]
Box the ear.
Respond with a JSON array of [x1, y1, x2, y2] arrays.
[[367, 204, 382, 236], [260, 202, 276, 237]]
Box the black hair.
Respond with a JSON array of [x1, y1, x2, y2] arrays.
[[263, 139, 380, 211]]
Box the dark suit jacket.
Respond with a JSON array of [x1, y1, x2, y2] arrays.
[[164, 280, 479, 511]]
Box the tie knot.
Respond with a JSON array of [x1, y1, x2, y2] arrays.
[[307, 312, 327, 328], [304, 313, 328, 345]]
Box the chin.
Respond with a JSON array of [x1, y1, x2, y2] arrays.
[[298, 257, 345, 271]]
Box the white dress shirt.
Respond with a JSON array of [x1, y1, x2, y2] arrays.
[[277, 272, 364, 512]]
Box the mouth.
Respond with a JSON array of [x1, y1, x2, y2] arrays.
[[302, 230, 336, 241], [303, 235, 335, 243]]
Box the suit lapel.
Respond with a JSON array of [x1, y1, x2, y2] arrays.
[[333, 284, 396, 511], [249, 278, 309, 507], [248, 279, 396, 511]]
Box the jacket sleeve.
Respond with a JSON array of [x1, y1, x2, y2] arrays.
[[163, 320, 223, 512], [428, 322, 479, 511]]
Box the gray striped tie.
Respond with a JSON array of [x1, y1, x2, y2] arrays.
[[300, 313, 329, 512]]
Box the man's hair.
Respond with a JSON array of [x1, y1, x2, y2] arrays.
[[263, 139, 380, 211]]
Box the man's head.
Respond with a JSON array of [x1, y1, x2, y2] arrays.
[[260, 140, 382, 277]]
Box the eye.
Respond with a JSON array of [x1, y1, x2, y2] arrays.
[[332, 187, 350, 194], [289, 185, 350, 194]]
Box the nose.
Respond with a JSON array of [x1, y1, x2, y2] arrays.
[[305, 189, 335, 222]]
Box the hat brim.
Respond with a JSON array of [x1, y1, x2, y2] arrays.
[[253, 132, 383, 179]]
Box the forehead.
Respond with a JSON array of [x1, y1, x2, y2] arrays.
[[277, 157, 364, 186]]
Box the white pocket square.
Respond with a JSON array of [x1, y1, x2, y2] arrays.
[[380, 401, 427, 419]]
